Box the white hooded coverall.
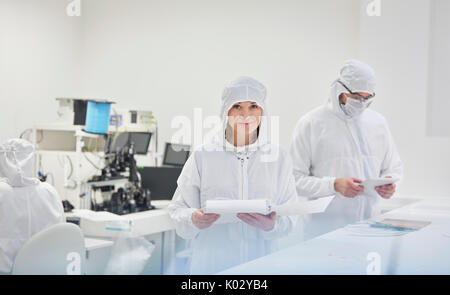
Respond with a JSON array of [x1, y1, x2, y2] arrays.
[[168, 77, 298, 274], [290, 60, 403, 239], [0, 139, 65, 274]]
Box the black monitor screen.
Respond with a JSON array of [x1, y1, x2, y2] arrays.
[[163, 143, 190, 166], [139, 166, 182, 200], [112, 132, 152, 155]]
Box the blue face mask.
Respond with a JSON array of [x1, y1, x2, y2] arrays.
[[340, 98, 372, 117]]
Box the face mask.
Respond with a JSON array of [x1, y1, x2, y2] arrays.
[[340, 98, 372, 117]]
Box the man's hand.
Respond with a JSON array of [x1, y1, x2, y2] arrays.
[[334, 177, 365, 198], [375, 176, 396, 199], [237, 212, 276, 231], [192, 209, 220, 229]]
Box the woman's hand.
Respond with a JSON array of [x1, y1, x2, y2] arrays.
[[192, 209, 221, 230], [237, 212, 276, 231]]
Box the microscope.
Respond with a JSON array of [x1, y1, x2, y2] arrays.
[[89, 133, 155, 215]]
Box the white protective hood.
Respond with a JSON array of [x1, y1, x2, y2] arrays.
[[327, 59, 376, 119], [213, 76, 272, 152], [0, 139, 39, 187]]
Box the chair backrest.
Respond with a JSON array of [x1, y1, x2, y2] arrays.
[[12, 223, 86, 275]]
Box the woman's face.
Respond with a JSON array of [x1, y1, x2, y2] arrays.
[[227, 101, 263, 135]]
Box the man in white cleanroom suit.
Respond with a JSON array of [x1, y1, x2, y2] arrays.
[[290, 59, 403, 239], [168, 76, 298, 274], [0, 139, 65, 274]]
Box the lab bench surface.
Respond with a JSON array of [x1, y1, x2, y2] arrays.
[[219, 197, 450, 275], [65, 200, 174, 238], [66, 200, 175, 274]]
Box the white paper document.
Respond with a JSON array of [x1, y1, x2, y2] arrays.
[[204, 199, 271, 215], [304, 196, 335, 214], [360, 177, 399, 198], [204, 196, 335, 217]]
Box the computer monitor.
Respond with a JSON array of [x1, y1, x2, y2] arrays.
[[163, 143, 190, 166], [112, 132, 152, 155], [139, 166, 182, 200]]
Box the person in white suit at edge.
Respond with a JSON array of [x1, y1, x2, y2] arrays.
[[290, 59, 403, 240], [0, 138, 65, 275], [168, 76, 298, 274]]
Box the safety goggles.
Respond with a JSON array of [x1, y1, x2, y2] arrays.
[[337, 80, 376, 102]]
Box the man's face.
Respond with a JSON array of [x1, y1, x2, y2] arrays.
[[340, 92, 372, 104]]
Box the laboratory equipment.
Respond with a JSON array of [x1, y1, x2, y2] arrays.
[[30, 98, 158, 212], [73, 99, 88, 125], [55, 98, 88, 125], [112, 132, 152, 155], [139, 166, 182, 200], [84, 100, 115, 135], [162, 142, 190, 167], [110, 108, 155, 130], [88, 134, 155, 215]]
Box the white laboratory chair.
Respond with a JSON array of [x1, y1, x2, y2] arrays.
[[12, 223, 86, 275]]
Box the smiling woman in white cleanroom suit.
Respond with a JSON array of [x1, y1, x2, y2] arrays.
[[168, 76, 298, 274]]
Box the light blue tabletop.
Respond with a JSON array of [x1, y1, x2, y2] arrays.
[[219, 198, 450, 275]]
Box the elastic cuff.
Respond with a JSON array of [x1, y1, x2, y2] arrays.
[[185, 207, 199, 227], [186, 208, 201, 238], [328, 176, 337, 194]]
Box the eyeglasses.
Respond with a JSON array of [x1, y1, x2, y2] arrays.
[[337, 80, 375, 102]]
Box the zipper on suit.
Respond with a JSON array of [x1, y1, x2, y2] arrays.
[[241, 157, 245, 200], [241, 157, 249, 200], [239, 156, 245, 264], [239, 154, 250, 263], [345, 120, 365, 220]]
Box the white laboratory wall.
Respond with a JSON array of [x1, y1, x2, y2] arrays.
[[77, 0, 361, 152], [0, 0, 83, 143], [0, 0, 360, 209], [427, 0, 450, 137], [0, 0, 361, 153], [359, 0, 450, 198], [2, 0, 448, 200]]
